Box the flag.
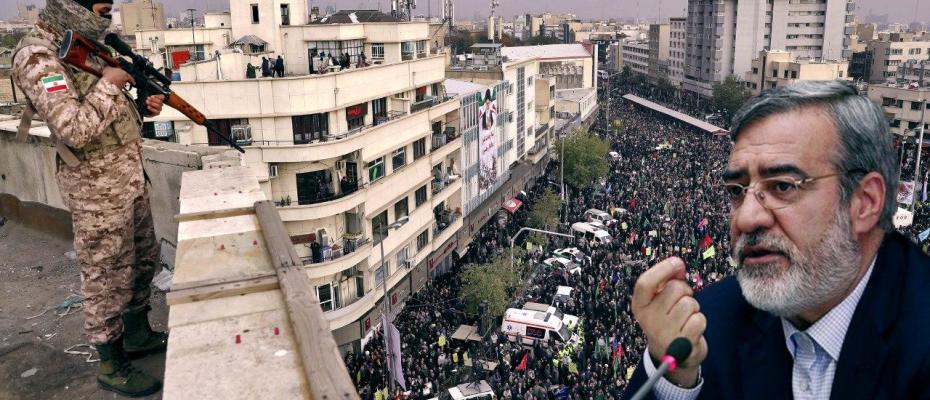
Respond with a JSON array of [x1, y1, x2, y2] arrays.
[[382, 315, 406, 390], [697, 217, 708, 229], [626, 366, 635, 380], [516, 352, 529, 371], [568, 361, 579, 374], [728, 256, 738, 267], [700, 235, 713, 249], [702, 245, 716, 260], [621, 222, 628, 230], [438, 334, 447, 348], [645, 247, 652, 257]]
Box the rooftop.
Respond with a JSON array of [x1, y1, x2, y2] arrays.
[[556, 88, 596, 102], [312, 10, 401, 24], [444, 79, 490, 96], [501, 44, 591, 61]]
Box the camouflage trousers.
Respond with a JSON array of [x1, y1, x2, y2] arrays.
[[69, 186, 160, 345]]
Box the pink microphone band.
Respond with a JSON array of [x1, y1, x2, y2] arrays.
[[661, 355, 678, 372]]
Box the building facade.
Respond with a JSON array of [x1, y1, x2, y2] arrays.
[[142, 6, 464, 354], [864, 34, 930, 83], [667, 17, 687, 87], [647, 23, 670, 83], [867, 84, 930, 137], [621, 41, 650, 76], [743, 50, 849, 95], [683, 0, 855, 96], [118, 0, 165, 36]]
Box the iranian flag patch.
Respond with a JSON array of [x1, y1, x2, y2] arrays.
[[41, 74, 68, 93]]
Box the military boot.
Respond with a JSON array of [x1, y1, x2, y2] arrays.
[[122, 306, 168, 358], [96, 338, 162, 397]]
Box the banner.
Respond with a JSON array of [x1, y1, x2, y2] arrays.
[[700, 235, 713, 250], [702, 245, 716, 260], [477, 88, 499, 194], [898, 181, 916, 205], [382, 315, 406, 390], [920, 228, 930, 242]]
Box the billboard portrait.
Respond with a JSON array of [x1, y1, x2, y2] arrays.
[[478, 88, 498, 193]]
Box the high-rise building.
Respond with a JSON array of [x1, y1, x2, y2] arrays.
[[862, 32, 930, 83], [682, 0, 855, 96], [647, 24, 670, 83], [743, 50, 849, 96], [667, 17, 687, 87], [621, 41, 650, 76]]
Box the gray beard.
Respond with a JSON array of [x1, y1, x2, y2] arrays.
[[734, 207, 861, 319]]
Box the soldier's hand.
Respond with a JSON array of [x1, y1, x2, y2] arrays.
[[146, 95, 165, 116], [631, 257, 708, 388], [101, 67, 135, 88]]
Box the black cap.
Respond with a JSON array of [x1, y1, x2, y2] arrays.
[[75, 0, 113, 11]]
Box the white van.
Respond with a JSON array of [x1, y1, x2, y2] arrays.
[[584, 209, 616, 226], [429, 380, 497, 400], [543, 256, 582, 275], [552, 247, 590, 265], [501, 308, 577, 346], [571, 222, 613, 245], [522, 301, 580, 329], [552, 286, 574, 306]]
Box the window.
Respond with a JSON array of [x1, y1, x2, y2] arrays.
[[525, 326, 546, 339], [250, 3, 259, 23], [317, 283, 334, 312], [372, 210, 388, 244], [372, 97, 388, 124], [368, 157, 385, 183], [415, 185, 427, 206], [346, 103, 367, 130], [371, 43, 385, 60], [913, 101, 924, 111], [416, 230, 429, 251], [280, 4, 290, 25], [309, 40, 365, 65], [207, 118, 247, 146], [413, 138, 426, 159], [402, 42, 415, 61], [416, 40, 426, 58], [142, 121, 176, 141], [394, 197, 409, 220], [396, 246, 409, 269], [292, 113, 329, 144], [193, 44, 205, 61], [392, 147, 406, 170], [375, 262, 389, 286]]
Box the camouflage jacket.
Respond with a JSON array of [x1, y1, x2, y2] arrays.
[[12, 23, 146, 211]]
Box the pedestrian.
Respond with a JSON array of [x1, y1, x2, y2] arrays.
[[245, 62, 256, 78], [11, 0, 167, 396], [274, 55, 285, 77], [261, 56, 271, 77]]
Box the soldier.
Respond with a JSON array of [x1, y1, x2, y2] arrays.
[[12, 0, 167, 397]]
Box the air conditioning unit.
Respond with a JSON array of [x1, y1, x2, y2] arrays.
[[403, 259, 413, 269], [268, 163, 278, 178]]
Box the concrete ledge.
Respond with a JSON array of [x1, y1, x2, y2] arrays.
[[0, 193, 73, 240]]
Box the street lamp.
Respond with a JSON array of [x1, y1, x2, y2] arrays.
[[509, 226, 574, 271], [913, 92, 927, 212], [377, 215, 408, 397]]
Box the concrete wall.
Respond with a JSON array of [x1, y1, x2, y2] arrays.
[[0, 115, 227, 249]]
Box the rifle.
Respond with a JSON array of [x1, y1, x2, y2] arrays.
[[57, 29, 245, 153]]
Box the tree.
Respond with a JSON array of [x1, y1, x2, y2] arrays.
[[656, 77, 675, 97], [459, 255, 521, 320], [449, 30, 475, 55], [712, 75, 751, 123], [556, 129, 610, 189], [621, 65, 633, 80], [527, 188, 562, 246]]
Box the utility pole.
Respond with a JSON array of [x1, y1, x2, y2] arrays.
[[913, 89, 926, 212], [188, 8, 198, 80]]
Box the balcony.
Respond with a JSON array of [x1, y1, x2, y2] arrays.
[[431, 126, 461, 151], [276, 182, 367, 222], [432, 208, 460, 238], [431, 175, 462, 207], [303, 236, 372, 279], [432, 212, 462, 248]]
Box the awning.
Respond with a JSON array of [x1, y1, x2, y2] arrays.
[[450, 324, 483, 342], [229, 34, 267, 48], [502, 196, 523, 214]]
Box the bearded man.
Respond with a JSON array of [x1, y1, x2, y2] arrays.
[[12, 0, 166, 396], [622, 81, 930, 400]]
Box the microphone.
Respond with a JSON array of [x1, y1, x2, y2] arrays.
[[630, 337, 693, 400]]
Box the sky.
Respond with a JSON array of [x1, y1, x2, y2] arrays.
[[3, 0, 926, 25]]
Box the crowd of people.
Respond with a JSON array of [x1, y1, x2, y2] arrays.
[[345, 74, 930, 399], [343, 74, 743, 400]]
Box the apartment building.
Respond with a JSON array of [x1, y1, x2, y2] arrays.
[[743, 50, 849, 95], [621, 41, 650, 76], [682, 0, 855, 96], [898, 60, 930, 87], [135, 12, 234, 69], [867, 84, 930, 137], [667, 17, 687, 87], [647, 23, 670, 83], [142, 3, 462, 354], [863, 33, 930, 83], [500, 44, 595, 90]]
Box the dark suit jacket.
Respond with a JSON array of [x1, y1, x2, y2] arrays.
[[622, 232, 930, 400]]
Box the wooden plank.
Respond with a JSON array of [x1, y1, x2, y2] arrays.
[[166, 276, 280, 306], [168, 290, 286, 328], [254, 200, 360, 400], [175, 206, 257, 223]]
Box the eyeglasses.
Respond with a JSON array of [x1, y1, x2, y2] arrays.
[[722, 170, 866, 210]]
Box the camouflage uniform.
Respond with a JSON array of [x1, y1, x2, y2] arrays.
[[13, 22, 160, 345]]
